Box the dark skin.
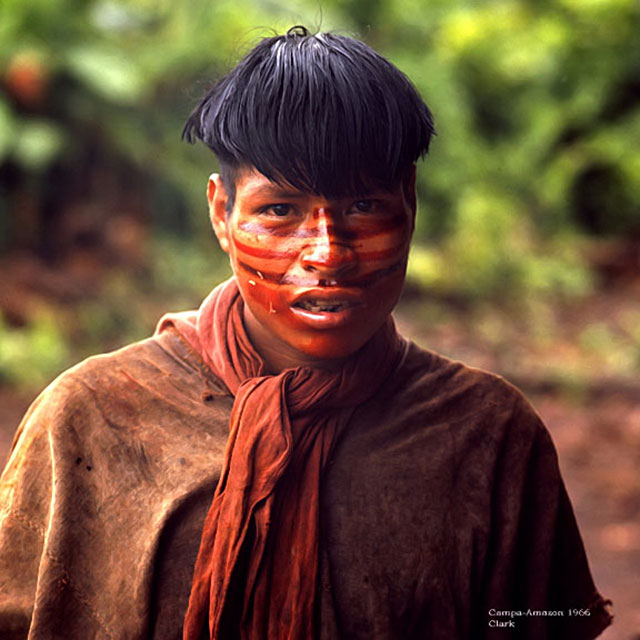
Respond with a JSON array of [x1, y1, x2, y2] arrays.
[[208, 166, 417, 374]]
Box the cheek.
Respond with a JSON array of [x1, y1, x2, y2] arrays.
[[230, 226, 299, 322], [235, 270, 288, 318], [351, 220, 411, 287], [356, 235, 409, 273], [234, 260, 289, 324], [362, 271, 406, 320], [230, 225, 296, 284]]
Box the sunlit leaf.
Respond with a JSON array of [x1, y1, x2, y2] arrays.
[[66, 45, 146, 104], [13, 119, 65, 170]]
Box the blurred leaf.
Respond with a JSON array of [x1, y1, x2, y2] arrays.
[[13, 119, 66, 170], [407, 245, 444, 289], [0, 99, 15, 162], [66, 45, 147, 104], [0, 313, 69, 387]]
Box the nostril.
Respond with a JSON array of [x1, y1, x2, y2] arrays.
[[300, 245, 357, 279]]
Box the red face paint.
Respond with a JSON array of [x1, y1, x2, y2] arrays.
[[221, 168, 415, 371]]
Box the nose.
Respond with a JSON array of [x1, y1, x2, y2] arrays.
[[300, 209, 357, 278]]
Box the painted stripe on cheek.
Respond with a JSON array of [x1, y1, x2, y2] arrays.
[[233, 236, 406, 262], [237, 259, 406, 287]]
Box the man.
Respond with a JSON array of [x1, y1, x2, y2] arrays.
[[0, 26, 611, 639]]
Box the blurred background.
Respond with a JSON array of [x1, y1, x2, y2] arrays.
[[0, 0, 638, 636]]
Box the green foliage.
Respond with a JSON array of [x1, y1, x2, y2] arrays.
[[150, 233, 232, 304], [0, 254, 229, 389], [377, 0, 639, 297], [13, 119, 66, 171], [1, 0, 638, 301], [0, 312, 69, 387], [73, 271, 152, 351]]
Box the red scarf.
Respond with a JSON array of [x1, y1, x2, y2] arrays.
[[157, 278, 405, 639]]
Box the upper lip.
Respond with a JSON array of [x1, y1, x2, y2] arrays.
[[290, 287, 365, 308]]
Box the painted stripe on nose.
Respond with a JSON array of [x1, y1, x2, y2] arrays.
[[237, 260, 405, 286]]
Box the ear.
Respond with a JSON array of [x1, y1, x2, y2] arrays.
[[207, 173, 230, 254]]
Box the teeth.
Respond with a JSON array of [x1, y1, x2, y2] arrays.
[[296, 299, 348, 313]]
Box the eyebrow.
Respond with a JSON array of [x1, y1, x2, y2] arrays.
[[244, 185, 308, 200]]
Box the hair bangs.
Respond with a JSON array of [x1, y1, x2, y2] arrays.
[[183, 27, 435, 199]]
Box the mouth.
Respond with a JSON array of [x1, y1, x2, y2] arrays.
[[289, 289, 364, 328], [292, 298, 356, 313]]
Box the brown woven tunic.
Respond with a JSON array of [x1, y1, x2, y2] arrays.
[[0, 326, 611, 639]]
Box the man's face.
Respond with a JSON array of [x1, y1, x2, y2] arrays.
[[209, 167, 416, 370]]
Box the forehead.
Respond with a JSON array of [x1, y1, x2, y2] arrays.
[[233, 168, 304, 200], [232, 166, 406, 203]]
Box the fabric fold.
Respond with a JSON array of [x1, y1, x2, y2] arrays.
[[156, 278, 405, 640]]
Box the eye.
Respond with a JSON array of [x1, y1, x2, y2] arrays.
[[261, 203, 295, 217], [351, 199, 376, 213]]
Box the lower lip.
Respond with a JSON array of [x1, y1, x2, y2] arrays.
[[289, 303, 363, 328]]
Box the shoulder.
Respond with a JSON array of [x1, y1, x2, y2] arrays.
[[343, 337, 559, 482], [5, 330, 231, 466], [62, 328, 224, 397], [340, 338, 551, 482], [27, 332, 210, 414], [391, 339, 543, 436]]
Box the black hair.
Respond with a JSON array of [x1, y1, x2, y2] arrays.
[[183, 26, 435, 207]]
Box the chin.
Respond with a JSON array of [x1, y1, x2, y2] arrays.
[[291, 330, 374, 363]]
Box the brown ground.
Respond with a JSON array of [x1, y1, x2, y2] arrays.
[[0, 273, 638, 639]]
